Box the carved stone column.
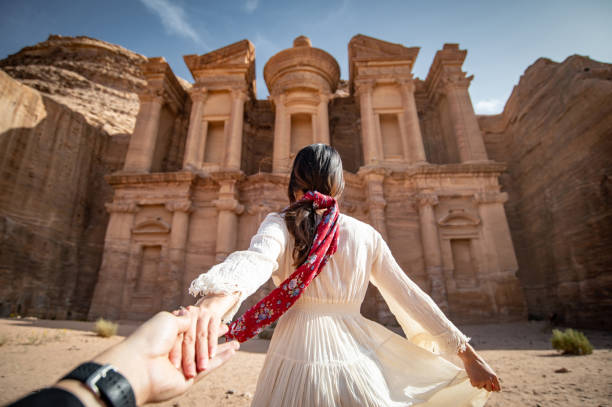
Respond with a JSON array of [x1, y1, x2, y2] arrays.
[[165, 199, 192, 309], [442, 77, 488, 163], [355, 80, 380, 165], [399, 79, 427, 164], [473, 191, 517, 274], [124, 92, 163, 172], [88, 202, 139, 320], [272, 94, 290, 173], [360, 167, 388, 240], [226, 88, 247, 170], [214, 179, 245, 262], [316, 92, 330, 145], [183, 88, 207, 169], [416, 193, 448, 311]]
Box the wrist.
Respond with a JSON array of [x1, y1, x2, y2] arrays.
[[55, 379, 106, 407], [59, 361, 137, 407], [457, 343, 477, 362], [92, 343, 149, 405], [196, 292, 239, 310]]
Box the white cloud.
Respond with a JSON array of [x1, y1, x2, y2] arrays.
[[474, 98, 504, 115], [140, 0, 203, 45], [244, 0, 259, 13]]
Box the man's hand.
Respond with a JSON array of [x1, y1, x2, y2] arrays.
[[93, 311, 239, 405]]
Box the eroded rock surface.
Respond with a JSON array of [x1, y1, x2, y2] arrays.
[[479, 55, 612, 329], [0, 70, 122, 319], [0, 35, 147, 135]]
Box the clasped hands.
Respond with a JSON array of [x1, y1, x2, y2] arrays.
[[58, 307, 239, 407], [169, 293, 240, 380]]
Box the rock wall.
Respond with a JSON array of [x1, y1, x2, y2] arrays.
[[479, 55, 612, 329], [0, 35, 147, 136], [0, 70, 122, 319]]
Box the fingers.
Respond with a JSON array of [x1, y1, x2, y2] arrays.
[[168, 333, 183, 369], [181, 306, 198, 379], [208, 316, 220, 359], [194, 341, 240, 382], [195, 310, 210, 373], [492, 376, 501, 392], [173, 307, 192, 334]]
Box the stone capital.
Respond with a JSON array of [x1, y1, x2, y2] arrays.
[[354, 79, 375, 96], [105, 201, 139, 213], [416, 193, 439, 207], [397, 77, 416, 94], [138, 89, 164, 104], [441, 75, 473, 93], [230, 87, 248, 101], [318, 91, 331, 104], [473, 191, 508, 204], [213, 198, 245, 215], [189, 86, 208, 102], [165, 200, 193, 213], [271, 93, 287, 108]]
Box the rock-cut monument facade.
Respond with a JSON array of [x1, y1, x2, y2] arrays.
[[88, 35, 526, 324]]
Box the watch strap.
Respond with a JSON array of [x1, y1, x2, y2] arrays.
[[62, 362, 136, 407]]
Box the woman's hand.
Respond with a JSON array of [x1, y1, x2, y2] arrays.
[[170, 293, 239, 379], [458, 344, 501, 392]]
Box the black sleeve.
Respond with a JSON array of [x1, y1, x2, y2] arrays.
[[7, 387, 86, 407]]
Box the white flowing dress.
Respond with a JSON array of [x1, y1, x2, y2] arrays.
[[190, 212, 490, 407]]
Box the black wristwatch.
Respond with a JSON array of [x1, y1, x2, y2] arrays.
[[62, 362, 136, 407]]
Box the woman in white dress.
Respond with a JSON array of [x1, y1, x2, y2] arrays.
[[182, 144, 500, 406]]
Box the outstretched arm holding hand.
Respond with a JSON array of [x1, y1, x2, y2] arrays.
[[9, 311, 239, 407]]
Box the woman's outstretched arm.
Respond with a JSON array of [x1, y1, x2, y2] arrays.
[[369, 231, 500, 392], [179, 212, 287, 377]]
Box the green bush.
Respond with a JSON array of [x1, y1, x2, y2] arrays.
[[94, 318, 118, 338], [551, 328, 593, 355]]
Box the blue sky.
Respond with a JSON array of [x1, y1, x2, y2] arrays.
[[1, 0, 611, 114]]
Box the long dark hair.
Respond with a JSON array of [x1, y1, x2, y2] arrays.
[[282, 144, 345, 267]]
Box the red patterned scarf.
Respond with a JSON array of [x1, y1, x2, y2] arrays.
[[225, 191, 339, 342]]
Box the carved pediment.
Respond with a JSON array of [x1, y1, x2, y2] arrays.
[[184, 39, 255, 85], [349, 34, 420, 91], [349, 34, 420, 62], [132, 218, 171, 234], [438, 209, 480, 227]]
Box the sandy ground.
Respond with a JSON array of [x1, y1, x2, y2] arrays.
[[0, 318, 610, 407]]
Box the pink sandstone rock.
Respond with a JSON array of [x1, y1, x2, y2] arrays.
[[9, 35, 606, 328]]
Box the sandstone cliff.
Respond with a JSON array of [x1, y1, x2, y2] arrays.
[[0, 35, 147, 136], [0, 70, 120, 319], [479, 55, 612, 329]]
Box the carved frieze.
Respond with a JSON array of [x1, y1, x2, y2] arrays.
[[473, 191, 509, 204], [105, 201, 139, 213]]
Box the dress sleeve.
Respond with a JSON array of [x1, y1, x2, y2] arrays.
[[189, 212, 287, 323], [369, 230, 470, 356]]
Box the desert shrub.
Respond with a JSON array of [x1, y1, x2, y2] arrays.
[[551, 328, 593, 355], [95, 318, 118, 338]]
